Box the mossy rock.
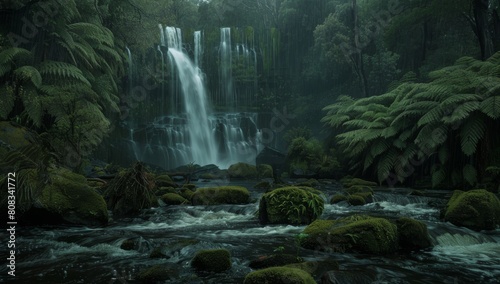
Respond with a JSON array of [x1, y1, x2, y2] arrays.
[[443, 189, 500, 230], [178, 188, 194, 200], [0, 121, 36, 157], [257, 164, 274, 178], [249, 254, 303, 269], [396, 217, 432, 251], [330, 194, 347, 204], [191, 186, 250, 205], [155, 186, 177, 196], [228, 162, 258, 179], [161, 193, 188, 205], [347, 195, 366, 206], [155, 175, 177, 188], [149, 246, 168, 258], [345, 185, 373, 195], [254, 181, 272, 190], [182, 183, 197, 190], [191, 249, 231, 272], [243, 266, 316, 284], [296, 179, 320, 187], [37, 168, 108, 226], [342, 177, 377, 188], [136, 265, 175, 283], [120, 239, 135, 250], [301, 215, 398, 254], [285, 260, 338, 275], [259, 187, 324, 225]]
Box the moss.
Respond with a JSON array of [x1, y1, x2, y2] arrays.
[[178, 188, 194, 200], [345, 185, 373, 195], [249, 254, 303, 269], [257, 164, 274, 178], [136, 265, 174, 283], [254, 181, 272, 190], [39, 168, 108, 226], [182, 183, 196, 190], [243, 267, 316, 284], [155, 175, 177, 188], [443, 189, 500, 230], [342, 177, 377, 188], [191, 186, 250, 205], [0, 121, 34, 150], [301, 215, 398, 254], [259, 187, 324, 225], [347, 194, 366, 206], [228, 162, 258, 179], [284, 260, 338, 274], [396, 217, 432, 251], [155, 186, 177, 196], [161, 193, 188, 205], [330, 194, 347, 204], [296, 179, 320, 187], [191, 249, 231, 272]]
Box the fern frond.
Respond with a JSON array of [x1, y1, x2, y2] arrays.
[[0, 47, 32, 65], [38, 60, 91, 86], [442, 101, 480, 124], [417, 106, 445, 127], [0, 85, 15, 119], [13, 65, 42, 87], [460, 114, 486, 156], [432, 166, 446, 188], [377, 148, 399, 183], [479, 95, 500, 119]]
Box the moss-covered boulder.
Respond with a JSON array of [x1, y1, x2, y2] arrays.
[[37, 168, 108, 226], [347, 195, 366, 206], [243, 267, 316, 284], [182, 183, 196, 190], [120, 239, 135, 250], [161, 193, 188, 205], [341, 177, 377, 188], [257, 164, 274, 178], [249, 254, 303, 269], [178, 188, 194, 200], [300, 215, 398, 254], [443, 189, 500, 231], [228, 162, 258, 179], [330, 194, 347, 204], [136, 265, 175, 283], [155, 175, 177, 188], [191, 186, 250, 205], [0, 121, 36, 157], [191, 249, 231, 272], [396, 217, 432, 251], [254, 181, 272, 190], [259, 187, 324, 225], [155, 186, 177, 196]]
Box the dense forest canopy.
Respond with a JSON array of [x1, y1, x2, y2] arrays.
[[0, 0, 499, 188]]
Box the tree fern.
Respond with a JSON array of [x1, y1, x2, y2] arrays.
[[13, 66, 42, 87], [480, 96, 500, 119], [460, 113, 487, 156], [38, 60, 91, 86]]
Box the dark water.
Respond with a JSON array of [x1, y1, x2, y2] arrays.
[[3, 181, 500, 283]]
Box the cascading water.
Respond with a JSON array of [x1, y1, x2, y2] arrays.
[[219, 27, 234, 107], [125, 26, 262, 170]]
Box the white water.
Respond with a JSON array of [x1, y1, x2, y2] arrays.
[[194, 30, 202, 69], [219, 27, 233, 107]]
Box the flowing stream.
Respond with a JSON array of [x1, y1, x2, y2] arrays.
[[6, 181, 500, 283]]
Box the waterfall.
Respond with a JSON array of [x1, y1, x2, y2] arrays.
[[194, 31, 203, 70], [125, 46, 133, 92], [219, 27, 233, 107]]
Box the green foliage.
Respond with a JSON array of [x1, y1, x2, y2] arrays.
[[323, 52, 500, 187], [260, 186, 324, 225], [283, 126, 312, 145], [104, 162, 157, 216]]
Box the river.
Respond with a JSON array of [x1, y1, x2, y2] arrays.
[[5, 180, 500, 283]]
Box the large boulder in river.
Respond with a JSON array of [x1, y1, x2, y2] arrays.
[[396, 217, 432, 251], [35, 168, 108, 226], [259, 187, 324, 225], [228, 162, 258, 179], [443, 189, 500, 231], [191, 249, 231, 272], [300, 215, 398, 254], [191, 186, 250, 205], [243, 267, 316, 284]]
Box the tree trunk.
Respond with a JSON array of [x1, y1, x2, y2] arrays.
[[473, 0, 494, 60], [352, 0, 368, 97]]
